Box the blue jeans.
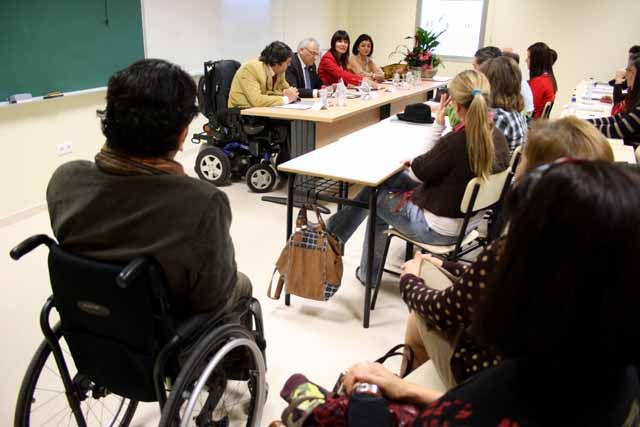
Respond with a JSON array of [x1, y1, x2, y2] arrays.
[[326, 172, 458, 284]]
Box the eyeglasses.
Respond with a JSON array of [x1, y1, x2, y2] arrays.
[[522, 157, 582, 200], [304, 47, 320, 57]]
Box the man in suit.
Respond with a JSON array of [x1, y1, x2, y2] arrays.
[[286, 38, 323, 98], [228, 41, 299, 108]]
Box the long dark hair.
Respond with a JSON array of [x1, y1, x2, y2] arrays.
[[352, 34, 374, 57], [624, 54, 640, 111], [330, 30, 350, 69], [528, 42, 557, 92], [473, 161, 640, 367]]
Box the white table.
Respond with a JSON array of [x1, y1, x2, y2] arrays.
[[278, 116, 439, 328], [561, 80, 613, 119]]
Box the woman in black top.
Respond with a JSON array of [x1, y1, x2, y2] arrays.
[[589, 53, 640, 147]]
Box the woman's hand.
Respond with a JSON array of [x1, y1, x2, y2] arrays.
[[401, 252, 423, 277], [419, 253, 444, 268], [615, 68, 627, 85], [342, 362, 408, 401], [436, 93, 451, 126]]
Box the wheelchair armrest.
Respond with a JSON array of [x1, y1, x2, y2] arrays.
[[243, 124, 265, 135], [116, 257, 153, 289], [10, 234, 55, 260], [174, 313, 212, 341]]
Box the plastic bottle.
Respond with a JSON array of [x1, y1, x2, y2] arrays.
[[568, 94, 577, 115], [336, 79, 347, 107], [392, 72, 400, 88], [585, 78, 594, 101]]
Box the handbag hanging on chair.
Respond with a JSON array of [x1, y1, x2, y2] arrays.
[[268, 205, 343, 301]]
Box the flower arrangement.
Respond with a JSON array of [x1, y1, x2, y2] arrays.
[[390, 27, 445, 70]]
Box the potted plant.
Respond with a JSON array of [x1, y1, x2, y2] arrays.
[[389, 27, 445, 79]]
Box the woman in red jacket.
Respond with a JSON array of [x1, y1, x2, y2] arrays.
[[527, 42, 557, 119], [319, 30, 368, 87]]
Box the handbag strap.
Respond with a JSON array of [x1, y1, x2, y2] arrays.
[[374, 344, 414, 378], [267, 268, 285, 300], [296, 206, 309, 229]]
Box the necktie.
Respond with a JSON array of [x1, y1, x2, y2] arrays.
[[303, 66, 311, 89]]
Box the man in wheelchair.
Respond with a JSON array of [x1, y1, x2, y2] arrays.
[[48, 58, 252, 320], [12, 59, 267, 426]]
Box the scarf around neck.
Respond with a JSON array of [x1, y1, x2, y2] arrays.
[[95, 144, 186, 177]]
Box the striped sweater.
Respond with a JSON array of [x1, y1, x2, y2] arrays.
[[588, 104, 640, 147]]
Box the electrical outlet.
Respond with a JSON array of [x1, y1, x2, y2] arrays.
[[56, 142, 73, 156]]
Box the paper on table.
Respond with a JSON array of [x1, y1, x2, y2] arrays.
[[426, 76, 451, 82], [273, 103, 313, 110]]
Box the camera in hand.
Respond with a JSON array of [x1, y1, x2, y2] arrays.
[[347, 383, 393, 426]]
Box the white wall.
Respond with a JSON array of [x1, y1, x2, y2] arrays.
[[0, 0, 342, 221]]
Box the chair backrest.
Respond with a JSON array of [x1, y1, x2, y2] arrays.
[[48, 244, 173, 402], [197, 59, 241, 118], [459, 168, 511, 214], [541, 101, 554, 119]]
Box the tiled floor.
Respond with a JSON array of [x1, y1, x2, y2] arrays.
[[0, 148, 440, 425]]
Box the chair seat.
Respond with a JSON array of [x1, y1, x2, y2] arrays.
[[385, 228, 480, 255]]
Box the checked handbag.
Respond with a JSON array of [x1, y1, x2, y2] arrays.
[[268, 206, 343, 301]]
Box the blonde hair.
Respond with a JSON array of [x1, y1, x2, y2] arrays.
[[448, 70, 494, 179], [523, 116, 614, 171]]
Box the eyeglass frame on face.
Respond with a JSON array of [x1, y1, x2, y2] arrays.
[[304, 47, 320, 57]]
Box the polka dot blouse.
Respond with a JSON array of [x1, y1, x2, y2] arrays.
[[399, 242, 503, 383]]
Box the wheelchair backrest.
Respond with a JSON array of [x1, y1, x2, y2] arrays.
[[47, 245, 173, 402], [197, 59, 241, 119]]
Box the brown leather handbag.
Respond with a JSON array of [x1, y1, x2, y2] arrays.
[[268, 206, 343, 301]]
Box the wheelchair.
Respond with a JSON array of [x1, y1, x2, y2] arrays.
[[11, 235, 267, 427], [192, 60, 285, 193]]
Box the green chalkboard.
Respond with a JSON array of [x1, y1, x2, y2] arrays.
[[0, 0, 144, 101]]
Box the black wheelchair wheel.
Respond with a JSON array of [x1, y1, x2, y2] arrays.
[[159, 324, 266, 427], [195, 146, 231, 186], [15, 325, 138, 427], [245, 163, 276, 193]]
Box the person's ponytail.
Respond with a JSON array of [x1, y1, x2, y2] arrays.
[[465, 89, 494, 179]]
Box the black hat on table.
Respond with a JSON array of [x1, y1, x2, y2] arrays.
[[397, 103, 434, 124]]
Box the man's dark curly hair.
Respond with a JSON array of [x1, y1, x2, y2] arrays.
[[259, 41, 293, 66], [100, 59, 198, 157]]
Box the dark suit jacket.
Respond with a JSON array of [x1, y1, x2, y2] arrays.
[[286, 54, 322, 98]]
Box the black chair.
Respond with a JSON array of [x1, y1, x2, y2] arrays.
[[11, 234, 267, 427], [541, 101, 554, 119]]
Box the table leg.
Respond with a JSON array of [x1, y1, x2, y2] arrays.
[[285, 173, 296, 306], [363, 186, 378, 328], [379, 104, 391, 120]]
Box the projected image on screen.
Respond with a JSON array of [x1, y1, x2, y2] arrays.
[[418, 0, 487, 58]]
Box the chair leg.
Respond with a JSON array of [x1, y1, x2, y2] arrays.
[[371, 234, 392, 310]]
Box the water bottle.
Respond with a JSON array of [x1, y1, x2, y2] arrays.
[[568, 94, 577, 115], [585, 78, 594, 101], [359, 79, 371, 100], [392, 72, 400, 88], [336, 79, 347, 107]]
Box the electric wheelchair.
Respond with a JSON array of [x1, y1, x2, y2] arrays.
[[192, 60, 286, 193], [11, 234, 267, 427]]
